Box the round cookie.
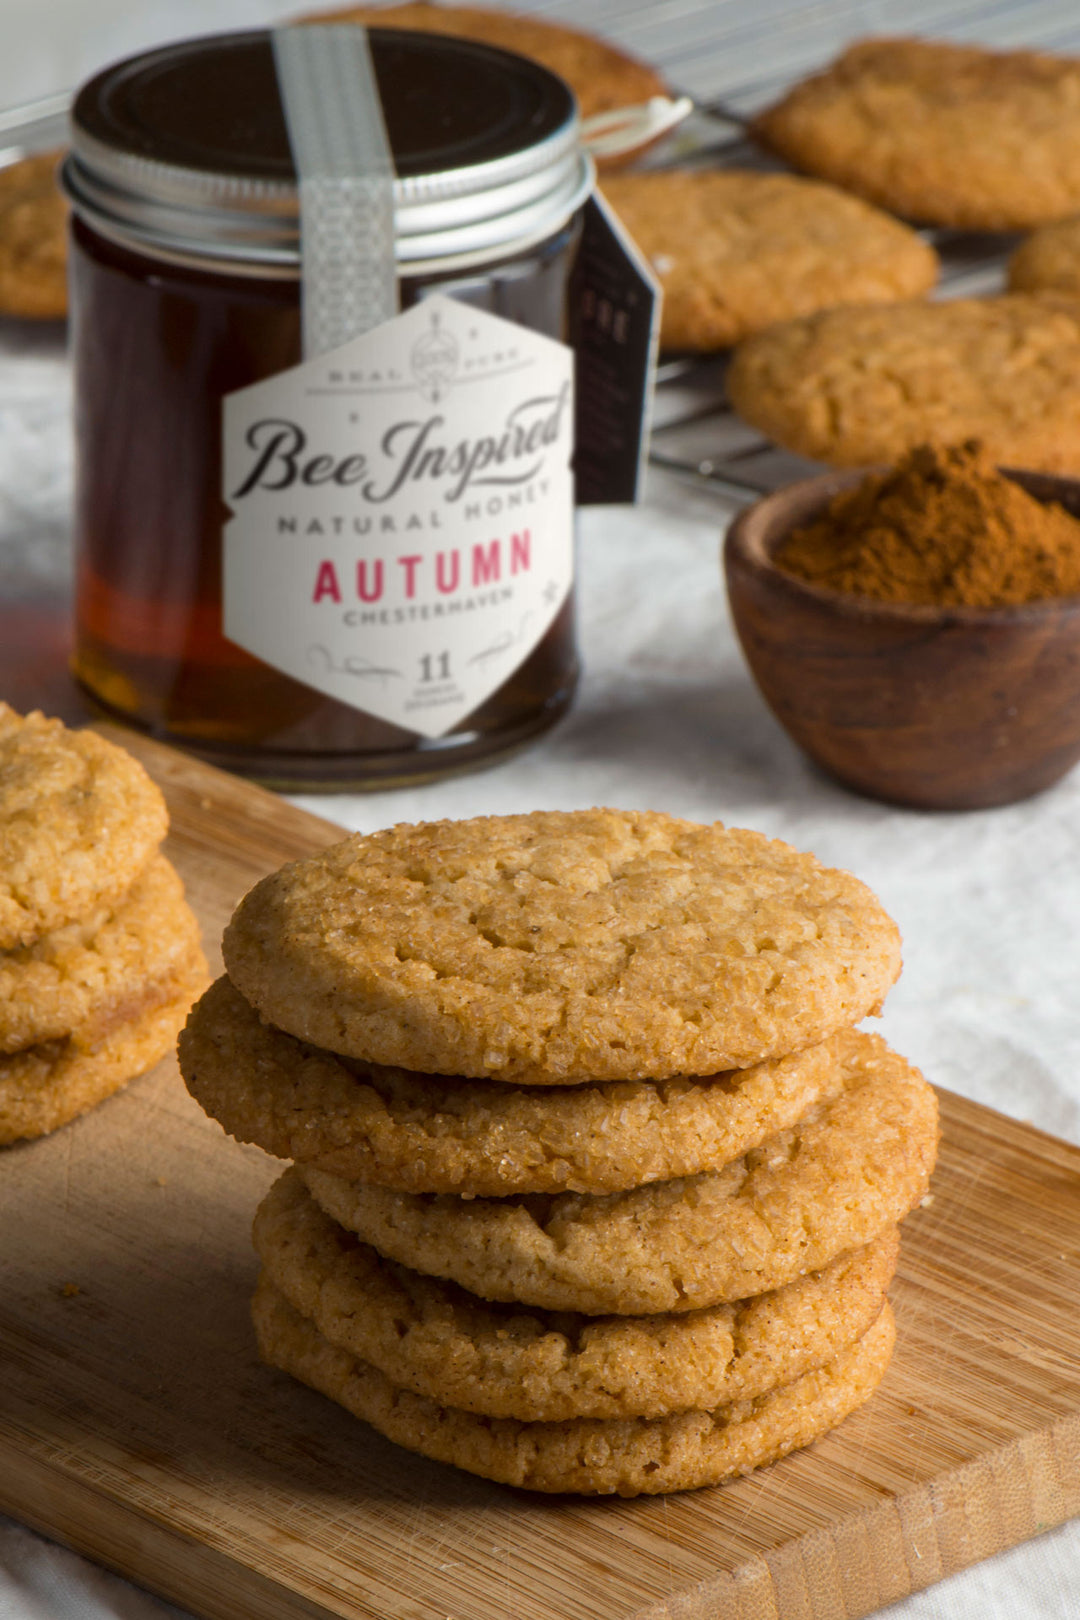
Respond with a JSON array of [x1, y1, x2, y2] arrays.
[[0, 953, 208, 1144], [302, 1030, 937, 1315], [727, 294, 1080, 473], [256, 1167, 899, 1422], [1008, 217, 1080, 299], [297, 4, 667, 124], [0, 856, 203, 1054], [600, 170, 938, 352], [222, 810, 902, 1084], [752, 37, 1080, 231], [253, 1278, 895, 1496], [0, 151, 67, 320], [182, 976, 851, 1196], [0, 707, 169, 950]]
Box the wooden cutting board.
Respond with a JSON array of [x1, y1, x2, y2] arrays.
[[2, 727, 1080, 1620]]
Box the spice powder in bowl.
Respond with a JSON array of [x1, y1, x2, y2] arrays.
[[773, 440, 1080, 607], [723, 441, 1080, 808]]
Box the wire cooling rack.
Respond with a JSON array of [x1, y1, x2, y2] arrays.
[[646, 190, 1024, 504], [525, 0, 1080, 501]]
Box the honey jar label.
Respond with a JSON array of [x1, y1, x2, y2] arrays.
[[222, 294, 574, 737]]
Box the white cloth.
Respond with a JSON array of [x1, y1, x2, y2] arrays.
[[2, 0, 1080, 1613], [0, 1521, 185, 1620]]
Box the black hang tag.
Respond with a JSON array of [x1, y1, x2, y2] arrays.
[[570, 190, 661, 506]]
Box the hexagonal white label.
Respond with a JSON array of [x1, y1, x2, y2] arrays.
[[222, 295, 574, 737]]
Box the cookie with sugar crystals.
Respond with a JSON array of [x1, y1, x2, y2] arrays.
[[727, 294, 1080, 474], [0, 951, 209, 1143], [297, 3, 667, 125], [302, 1030, 937, 1316], [752, 37, 1080, 231], [0, 151, 67, 320], [253, 1278, 895, 1495], [1008, 217, 1080, 299], [0, 707, 168, 950], [256, 1167, 900, 1422], [0, 856, 202, 1054], [181, 976, 852, 1196], [601, 169, 938, 352], [222, 810, 901, 1084]]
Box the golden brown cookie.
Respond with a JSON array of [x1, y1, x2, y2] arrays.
[[0, 151, 67, 320], [181, 976, 853, 1195], [0, 856, 203, 1054], [298, 3, 667, 123], [0, 707, 169, 950], [302, 1030, 937, 1315], [253, 1277, 895, 1495], [255, 1167, 899, 1421], [222, 811, 901, 1084], [600, 169, 938, 352], [727, 294, 1080, 473], [1008, 217, 1080, 298], [752, 37, 1080, 231], [0, 951, 208, 1144]]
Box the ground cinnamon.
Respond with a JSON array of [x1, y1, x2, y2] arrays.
[[775, 441, 1080, 607]]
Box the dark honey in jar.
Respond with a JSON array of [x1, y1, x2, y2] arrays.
[[64, 28, 591, 787]]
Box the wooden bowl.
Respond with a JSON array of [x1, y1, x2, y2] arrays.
[[723, 468, 1080, 810]]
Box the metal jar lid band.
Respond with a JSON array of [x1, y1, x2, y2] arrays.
[[62, 29, 593, 279]]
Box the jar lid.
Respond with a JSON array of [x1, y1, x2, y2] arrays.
[[63, 28, 593, 275]]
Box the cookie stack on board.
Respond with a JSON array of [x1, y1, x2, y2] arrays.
[[180, 809, 938, 1497], [0, 706, 208, 1143]]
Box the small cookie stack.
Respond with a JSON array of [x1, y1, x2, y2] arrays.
[[0, 706, 208, 1143], [180, 809, 937, 1497]]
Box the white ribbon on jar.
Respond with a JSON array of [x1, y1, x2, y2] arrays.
[[271, 25, 398, 358]]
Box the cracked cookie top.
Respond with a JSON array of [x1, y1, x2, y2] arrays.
[[0, 707, 168, 949], [753, 37, 1080, 232], [727, 293, 1080, 472], [222, 809, 901, 1083], [601, 169, 938, 352]]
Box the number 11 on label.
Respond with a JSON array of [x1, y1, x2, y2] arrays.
[[419, 652, 452, 683]]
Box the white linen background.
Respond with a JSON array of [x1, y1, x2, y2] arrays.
[[2, 1, 1080, 1617]]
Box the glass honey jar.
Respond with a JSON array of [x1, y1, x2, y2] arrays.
[[63, 28, 592, 788]]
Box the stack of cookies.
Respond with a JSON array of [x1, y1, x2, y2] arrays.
[[180, 809, 938, 1497], [0, 706, 208, 1143]]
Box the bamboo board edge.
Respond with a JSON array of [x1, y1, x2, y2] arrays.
[[3, 1406, 1080, 1620]]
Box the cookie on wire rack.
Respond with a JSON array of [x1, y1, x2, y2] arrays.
[[727, 294, 1080, 473], [601, 169, 938, 351], [0, 151, 67, 320], [753, 37, 1080, 231]]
